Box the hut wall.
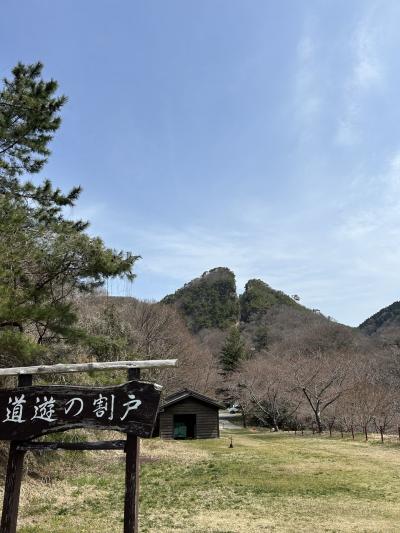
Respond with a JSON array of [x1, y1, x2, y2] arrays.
[[160, 398, 219, 439]]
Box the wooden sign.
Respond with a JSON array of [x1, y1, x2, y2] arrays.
[[0, 360, 177, 533], [0, 380, 161, 441]]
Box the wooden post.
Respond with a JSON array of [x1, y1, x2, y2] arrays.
[[1, 374, 32, 533], [0, 359, 175, 533], [124, 368, 140, 533]]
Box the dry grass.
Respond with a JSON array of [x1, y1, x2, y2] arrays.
[[141, 435, 210, 465], [1, 429, 400, 532]]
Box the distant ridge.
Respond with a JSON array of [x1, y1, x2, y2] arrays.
[[239, 278, 302, 323], [359, 301, 400, 342], [161, 267, 304, 333], [161, 267, 239, 332]]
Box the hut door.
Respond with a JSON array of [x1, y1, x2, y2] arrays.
[[173, 414, 196, 439]]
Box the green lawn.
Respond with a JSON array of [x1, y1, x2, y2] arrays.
[[3, 429, 400, 532]]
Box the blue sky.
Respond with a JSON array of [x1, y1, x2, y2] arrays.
[[2, 0, 400, 326]]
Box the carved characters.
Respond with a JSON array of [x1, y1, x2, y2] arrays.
[[32, 396, 56, 422], [121, 394, 142, 421], [3, 395, 26, 424], [2, 392, 143, 424], [0, 381, 161, 441]]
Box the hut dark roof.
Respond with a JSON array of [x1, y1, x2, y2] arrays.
[[161, 389, 225, 410]]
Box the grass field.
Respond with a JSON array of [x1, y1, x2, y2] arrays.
[[2, 429, 400, 532]]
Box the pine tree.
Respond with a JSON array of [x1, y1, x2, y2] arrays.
[[220, 327, 246, 372], [162, 267, 239, 332], [0, 63, 140, 365]]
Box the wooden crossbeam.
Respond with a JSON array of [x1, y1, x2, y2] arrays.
[[0, 359, 177, 377], [16, 440, 126, 452]]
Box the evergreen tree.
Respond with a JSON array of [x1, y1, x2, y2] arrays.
[[220, 327, 245, 372], [0, 63, 139, 365], [254, 326, 269, 351], [162, 267, 239, 332], [240, 279, 300, 322], [0, 62, 68, 186]]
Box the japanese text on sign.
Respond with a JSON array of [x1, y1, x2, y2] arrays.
[[3, 393, 142, 425], [0, 381, 161, 440]]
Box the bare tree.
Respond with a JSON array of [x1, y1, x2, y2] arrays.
[[369, 384, 397, 442], [75, 295, 220, 395], [290, 351, 350, 433], [226, 368, 256, 428], [228, 355, 300, 430]]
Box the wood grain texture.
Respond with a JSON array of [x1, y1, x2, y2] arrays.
[[0, 443, 25, 533], [160, 398, 219, 440], [0, 359, 177, 376], [0, 380, 161, 440], [0, 375, 32, 533], [125, 367, 141, 533], [16, 440, 126, 451]]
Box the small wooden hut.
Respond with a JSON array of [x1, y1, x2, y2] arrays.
[[157, 389, 225, 440]]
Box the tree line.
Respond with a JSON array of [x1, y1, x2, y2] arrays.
[[221, 308, 400, 439]]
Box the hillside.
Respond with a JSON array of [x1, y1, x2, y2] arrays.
[[161, 267, 239, 332], [239, 278, 302, 322], [161, 268, 376, 361], [359, 301, 400, 343], [161, 267, 306, 332]]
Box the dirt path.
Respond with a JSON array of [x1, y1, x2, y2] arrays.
[[219, 410, 242, 430]]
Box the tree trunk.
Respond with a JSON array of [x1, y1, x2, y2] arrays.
[[315, 410, 323, 433]]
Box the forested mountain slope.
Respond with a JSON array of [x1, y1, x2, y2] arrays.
[[161, 267, 306, 331], [359, 301, 400, 344], [161, 267, 379, 362], [7, 269, 393, 438], [161, 267, 239, 332], [239, 278, 302, 322]]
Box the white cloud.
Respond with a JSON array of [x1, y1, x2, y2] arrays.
[[78, 185, 400, 327], [337, 211, 379, 240], [297, 34, 314, 64], [353, 15, 382, 90], [386, 151, 400, 194], [335, 118, 359, 147], [66, 201, 106, 225], [129, 223, 309, 287], [293, 24, 322, 140], [337, 148, 400, 237], [335, 4, 385, 146], [333, 147, 400, 310]]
